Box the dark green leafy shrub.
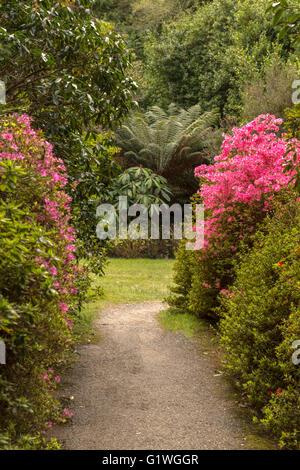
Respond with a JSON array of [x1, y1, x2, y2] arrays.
[[268, 0, 300, 52], [166, 241, 195, 313], [108, 166, 172, 207], [105, 166, 176, 258], [219, 200, 300, 449]]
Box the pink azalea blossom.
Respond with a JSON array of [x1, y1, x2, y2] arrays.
[[60, 302, 69, 314], [49, 266, 57, 276], [2, 133, 13, 141], [62, 408, 73, 419]]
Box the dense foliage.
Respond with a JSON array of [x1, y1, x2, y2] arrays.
[[143, 0, 285, 113], [0, 0, 299, 451], [107, 166, 172, 207], [268, 0, 300, 51], [240, 55, 296, 122], [92, 0, 197, 58]]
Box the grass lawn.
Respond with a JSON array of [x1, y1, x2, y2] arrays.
[[158, 310, 211, 338], [96, 257, 175, 305], [75, 258, 175, 340]]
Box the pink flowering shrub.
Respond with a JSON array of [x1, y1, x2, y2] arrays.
[[0, 115, 83, 447], [194, 114, 299, 250], [168, 115, 300, 320]]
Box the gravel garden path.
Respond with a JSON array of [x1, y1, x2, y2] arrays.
[[51, 301, 255, 450]]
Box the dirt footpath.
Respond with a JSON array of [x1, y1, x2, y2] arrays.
[[52, 301, 253, 450]]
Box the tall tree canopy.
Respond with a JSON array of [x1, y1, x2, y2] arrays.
[[143, 0, 286, 113], [0, 0, 137, 259]]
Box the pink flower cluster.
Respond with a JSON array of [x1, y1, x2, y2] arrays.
[[42, 369, 61, 384], [194, 115, 300, 251], [62, 408, 73, 419]]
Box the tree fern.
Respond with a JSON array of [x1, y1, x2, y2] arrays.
[[115, 104, 220, 201]]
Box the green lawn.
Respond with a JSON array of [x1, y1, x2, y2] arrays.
[[76, 258, 175, 340], [158, 310, 210, 338], [99, 258, 175, 304]]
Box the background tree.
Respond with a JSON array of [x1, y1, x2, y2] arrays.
[[143, 0, 288, 113], [240, 53, 297, 122], [268, 0, 300, 52], [0, 0, 137, 264], [92, 0, 198, 58]]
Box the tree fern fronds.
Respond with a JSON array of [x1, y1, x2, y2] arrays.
[[114, 103, 221, 201]]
